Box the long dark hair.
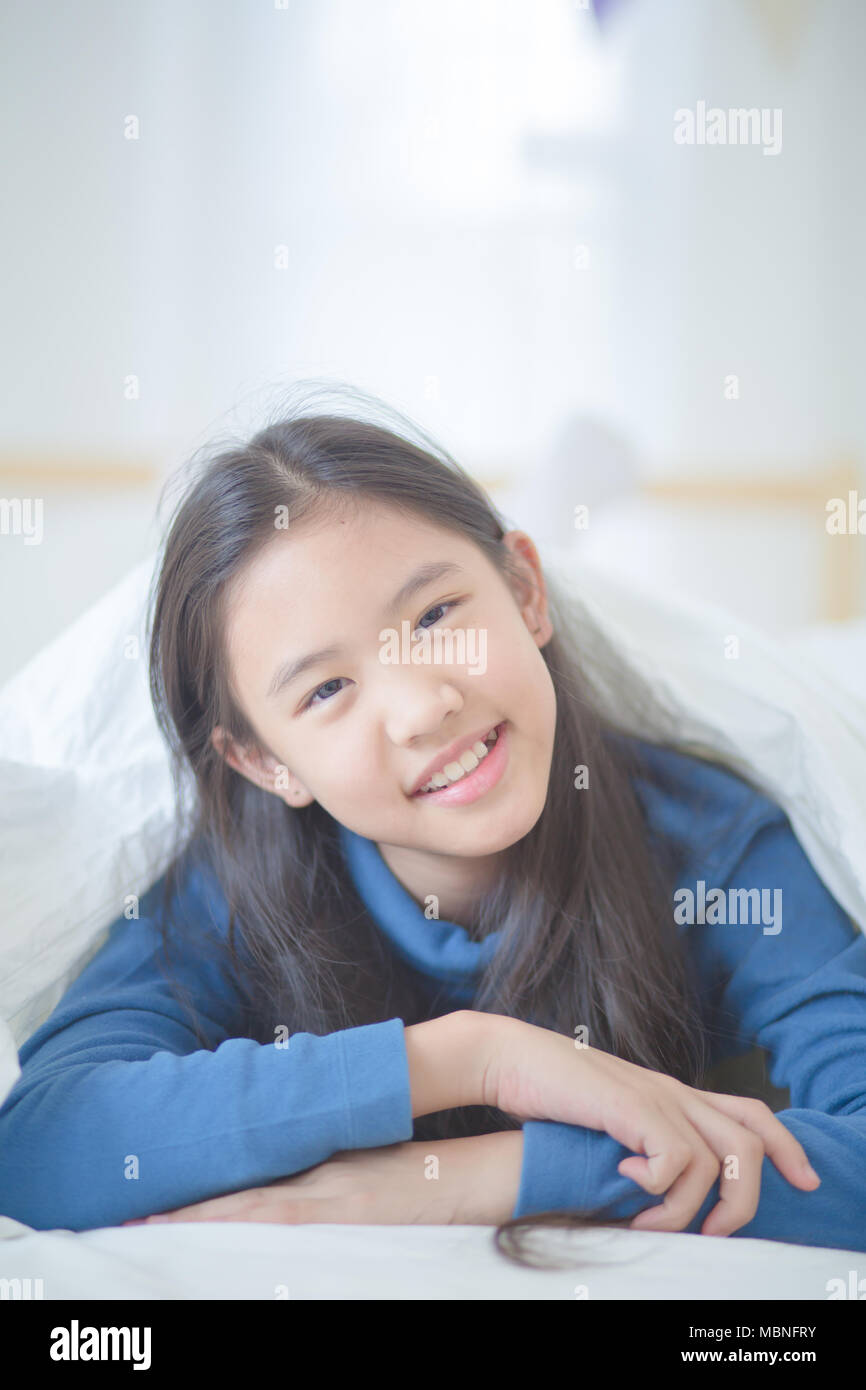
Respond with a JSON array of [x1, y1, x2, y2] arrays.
[[146, 383, 710, 1267]]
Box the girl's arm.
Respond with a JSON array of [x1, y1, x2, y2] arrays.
[[127, 1132, 527, 1227], [512, 812, 866, 1253], [0, 822, 820, 1235], [0, 862, 487, 1232]]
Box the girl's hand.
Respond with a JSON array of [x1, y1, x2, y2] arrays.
[[121, 1131, 524, 1228], [477, 1013, 821, 1237]]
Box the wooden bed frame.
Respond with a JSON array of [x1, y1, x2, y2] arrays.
[[1, 456, 861, 621]]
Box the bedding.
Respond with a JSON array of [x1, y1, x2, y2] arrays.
[[0, 1214, 859, 1300]]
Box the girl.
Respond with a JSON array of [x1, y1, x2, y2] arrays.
[[1, 386, 864, 1269]]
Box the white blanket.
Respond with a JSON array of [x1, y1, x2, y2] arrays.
[[0, 1214, 859, 1300]]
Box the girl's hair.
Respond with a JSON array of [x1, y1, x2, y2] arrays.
[[146, 382, 710, 1268]]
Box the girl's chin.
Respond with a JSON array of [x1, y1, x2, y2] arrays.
[[413, 803, 542, 858]]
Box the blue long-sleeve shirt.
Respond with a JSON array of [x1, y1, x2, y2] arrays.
[[1, 738, 865, 1249]]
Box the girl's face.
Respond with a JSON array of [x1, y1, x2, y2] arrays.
[[214, 498, 557, 903]]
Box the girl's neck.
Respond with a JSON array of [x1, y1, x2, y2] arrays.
[[377, 840, 504, 929]]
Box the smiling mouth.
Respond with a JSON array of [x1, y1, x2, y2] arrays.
[[414, 725, 500, 794]]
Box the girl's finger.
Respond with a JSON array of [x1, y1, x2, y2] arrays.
[[620, 1113, 723, 1232], [598, 1090, 704, 1196], [695, 1091, 820, 1190], [650, 1099, 766, 1236]]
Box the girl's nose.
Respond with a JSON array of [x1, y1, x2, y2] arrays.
[[381, 677, 464, 746]]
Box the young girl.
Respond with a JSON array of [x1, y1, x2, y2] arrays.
[[2, 388, 864, 1268]]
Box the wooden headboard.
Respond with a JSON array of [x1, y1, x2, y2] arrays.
[[3, 455, 861, 622]]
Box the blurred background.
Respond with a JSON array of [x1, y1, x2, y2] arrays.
[[1, 0, 864, 686]]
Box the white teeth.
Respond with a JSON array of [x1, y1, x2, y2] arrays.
[[417, 725, 501, 794]]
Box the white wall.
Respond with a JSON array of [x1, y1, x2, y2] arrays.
[[1, 0, 863, 683], [608, 0, 865, 469]]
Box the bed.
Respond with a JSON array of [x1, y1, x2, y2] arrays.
[[0, 1211, 858, 1300]]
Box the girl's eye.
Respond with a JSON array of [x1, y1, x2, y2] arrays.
[[301, 600, 461, 711], [416, 600, 457, 631], [304, 677, 347, 710]]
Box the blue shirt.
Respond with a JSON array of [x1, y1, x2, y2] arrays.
[[1, 738, 865, 1248]]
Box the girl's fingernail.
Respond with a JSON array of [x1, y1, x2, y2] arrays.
[[146, 1214, 170, 1223], [804, 1165, 821, 1184]]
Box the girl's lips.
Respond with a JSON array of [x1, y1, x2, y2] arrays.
[[410, 722, 509, 807]]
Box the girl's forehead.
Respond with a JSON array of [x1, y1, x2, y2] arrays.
[[226, 504, 483, 628], [315, 499, 467, 548], [253, 505, 475, 582]]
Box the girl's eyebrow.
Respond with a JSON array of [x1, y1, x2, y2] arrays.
[[265, 560, 464, 700]]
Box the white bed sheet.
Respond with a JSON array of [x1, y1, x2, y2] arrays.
[[0, 1216, 859, 1301]]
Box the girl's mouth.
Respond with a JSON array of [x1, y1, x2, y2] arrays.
[[411, 722, 509, 807]]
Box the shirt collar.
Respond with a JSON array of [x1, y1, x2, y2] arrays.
[[337, 822, 502, 986]]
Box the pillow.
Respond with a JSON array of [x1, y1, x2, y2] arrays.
[[1, 543, 864, 1115], [785, 619, 866, 708], [0, 1016, 20, 1111], [544, 545, 866, 935], [0, 554, 191, 1059]]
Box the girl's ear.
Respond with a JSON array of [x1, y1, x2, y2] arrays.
[[210, 726, 315, 808], [500, 530, 554, 647]]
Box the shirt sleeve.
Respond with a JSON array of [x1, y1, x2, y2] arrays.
[[512, 812, 866, 1253], [0, 861, 414, 1232]]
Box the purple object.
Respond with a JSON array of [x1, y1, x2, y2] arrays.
[[592, 0, 630, 28]]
